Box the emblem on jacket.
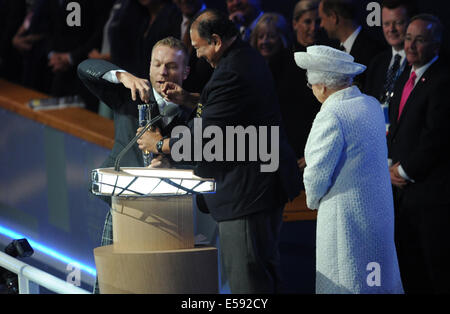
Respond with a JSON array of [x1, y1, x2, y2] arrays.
[[196, 103, 203, 117]]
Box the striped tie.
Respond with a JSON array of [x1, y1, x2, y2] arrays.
[[382, 54, 402, 102]]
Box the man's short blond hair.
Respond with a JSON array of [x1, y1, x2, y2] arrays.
[[152, 36, 189, 66]]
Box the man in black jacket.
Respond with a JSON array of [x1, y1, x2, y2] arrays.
[[387, 14, 450, 294], [78, 36, 191, 293], [364, 0, 414, 132], [318, 0, 385, 88], [173, 0, 213, 93], [109, 0, 182, 79], [41, 0, 114, 112], [137, 9, 302, 293]]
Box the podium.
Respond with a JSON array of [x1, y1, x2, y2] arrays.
[[91, 167, 218, 294]]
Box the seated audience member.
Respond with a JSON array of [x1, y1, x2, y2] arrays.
[[226, 0, 263, 42], [250, 13, 320, 174], [295, 45, 403, 294], [364, 0, 414, 132], [318, 0, 385, 88]]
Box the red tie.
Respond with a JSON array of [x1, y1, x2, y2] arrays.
[[397, 71, 417, 120]]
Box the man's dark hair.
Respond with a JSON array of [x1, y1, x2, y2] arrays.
[[321, 0, 357, 21], [381, 0, 417, 19], [192, 9, 239, 44], [409, 13, 444, 44]]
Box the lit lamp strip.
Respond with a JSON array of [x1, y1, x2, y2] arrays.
[[0, 225, 96, 276], [93, 177, 214, 196]]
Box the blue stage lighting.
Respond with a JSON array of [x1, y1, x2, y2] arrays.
[[0, 225, 96, 276]]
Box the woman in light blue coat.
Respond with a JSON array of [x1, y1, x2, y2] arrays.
[[295, 45, 403, 294]]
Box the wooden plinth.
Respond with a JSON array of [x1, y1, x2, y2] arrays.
[[111, 195, 194, 251], [94, 245, 218, 294]]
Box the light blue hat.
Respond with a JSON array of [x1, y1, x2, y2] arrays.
[[294, 45, 366, 75]]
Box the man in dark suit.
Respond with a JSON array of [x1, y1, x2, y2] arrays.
[[108, 0, 182, 79], [173, 0, 213, 93], [137, 9, 302, 293], [365, 0, 414, 132], [77, 37, 191, 293], [226, 0, 263, 42], [387, 14, 450, 294], [318, 0, 384, 88], [38, 0, 114, 112]]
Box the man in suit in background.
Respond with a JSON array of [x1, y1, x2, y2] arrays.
[[174, 0, 213, 93], [137, 9, 302, 293], [365, 0, 414, 132], [42, 0, 114, 112], [108, 0, 181, 79], [78, 37, 191, 293], [318, 0, 384, 88], [387, 14, 450, 294], [226, 0, 263, 42]]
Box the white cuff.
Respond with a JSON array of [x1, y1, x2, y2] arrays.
[[398, 165, 415, 183], [102, 70, 126, 83]]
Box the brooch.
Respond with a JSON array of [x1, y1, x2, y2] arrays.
[[196, 103, 203, 117]]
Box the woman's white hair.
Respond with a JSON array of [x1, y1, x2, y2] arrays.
[[307, 70, 354, 89]]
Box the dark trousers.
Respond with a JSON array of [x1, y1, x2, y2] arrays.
[[93, 209, 114, 294], [394, 188, 450, 294], [218, 206, 284, 294]]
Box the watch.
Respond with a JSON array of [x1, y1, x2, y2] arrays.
[[156, 139, 164, 154]]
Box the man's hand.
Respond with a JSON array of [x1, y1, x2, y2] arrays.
[[116, 71, 151, 103], [48, 52, 71, 72], [136, 126, 163, 154], [161, 81, 200, 109], [88, 48, 111, 61], [390, 162, 407, 188], [149, 154, 171, 168], [297, 157, 306, 171], [229, 11, 245, 25], [12, 26, 42, 53], [161, 81, 185, 103]]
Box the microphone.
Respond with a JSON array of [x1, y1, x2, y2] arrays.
[[138, 104, 152, 166], [114, 103, 179, 171]]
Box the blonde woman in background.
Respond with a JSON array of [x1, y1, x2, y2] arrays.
[[250, 12, 320, 181]]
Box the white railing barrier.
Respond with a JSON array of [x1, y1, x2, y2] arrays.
[[0, 251, 91, 294]]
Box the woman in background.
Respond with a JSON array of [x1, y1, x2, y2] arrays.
[[292, 0, 321, 52], [250, 12, 319, 178]]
